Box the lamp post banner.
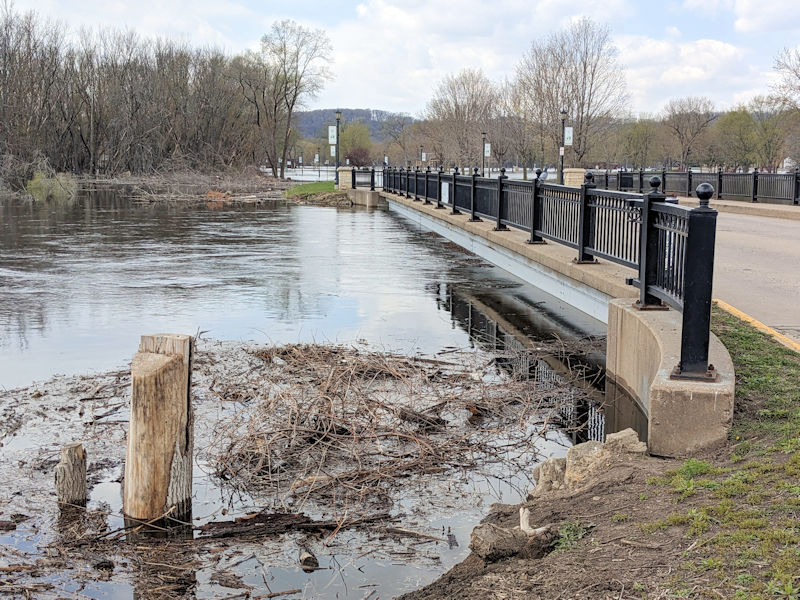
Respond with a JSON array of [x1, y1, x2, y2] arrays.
[[330, 145, 335, 157], [328, 125, 337, 144], [484, 143, 491, 158], [564, 127, 573, 146]]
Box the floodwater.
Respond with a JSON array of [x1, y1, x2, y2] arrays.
[[0, 193, 603, 389], [0, 191, 612, 599]]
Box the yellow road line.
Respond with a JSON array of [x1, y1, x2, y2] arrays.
[[713, 298, 800, 353]]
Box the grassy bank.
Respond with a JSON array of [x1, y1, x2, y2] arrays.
[[284, 180, 335, 197], [638, 307, 800, 598]]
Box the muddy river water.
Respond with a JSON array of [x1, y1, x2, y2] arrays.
[[1, 192, 610, 599]]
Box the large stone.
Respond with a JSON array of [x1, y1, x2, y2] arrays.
[[604, 428, 647, 455], [469, 523, 528, 561], [564, 440, 607, 487], [529, 457, 566, 498]]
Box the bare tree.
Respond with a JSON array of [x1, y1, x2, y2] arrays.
[[379, 114, 414, 165], [662, 96, 715, 169], [260, 20, 331, 178], [516, 18, 627, 167], [773, 47, 800, 109], [749, 96, 786, 172], [712, 107, 756, 170], [425, 68, 496, 169], [622, 118, 658, 170]]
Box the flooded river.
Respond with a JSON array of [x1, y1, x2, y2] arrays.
[[0, 192, 609, 599], [0, 193, 603, 389]]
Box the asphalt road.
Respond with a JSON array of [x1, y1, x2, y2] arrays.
[[713, 212, 800, 343]]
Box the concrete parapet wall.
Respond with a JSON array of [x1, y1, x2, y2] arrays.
[[336, 167, 353, 191], [563, 168, 587, 187], [606, 298, 735, 457]]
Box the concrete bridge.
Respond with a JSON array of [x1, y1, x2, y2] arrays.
[[338, 167, 736, 458]]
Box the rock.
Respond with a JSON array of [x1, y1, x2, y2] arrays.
[[564, 440, 606, 487], [604, 428, 648, 455], [469, 523, 528, 561], [528, 457, 566, 498]]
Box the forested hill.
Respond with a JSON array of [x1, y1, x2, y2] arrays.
[[295, 109, 413, 141]]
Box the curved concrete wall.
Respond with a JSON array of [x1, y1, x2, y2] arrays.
[[607, 299, 734, 457]]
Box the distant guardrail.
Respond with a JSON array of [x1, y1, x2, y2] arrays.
[[591, 168, 800, 205]]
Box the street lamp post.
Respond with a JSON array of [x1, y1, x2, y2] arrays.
[[335, 110, 342, 185], [559, 109, 567, 185], [420, 145, 424, 167], [481, 132, 487, 177], [317, 146, 320, 180]]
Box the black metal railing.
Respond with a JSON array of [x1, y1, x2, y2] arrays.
[[383, 166, 720, 381], [350, 168, 384, 190], [592, 167, 800, 205]]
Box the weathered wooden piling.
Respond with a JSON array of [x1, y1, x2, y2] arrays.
[[123, 334, 193, 525], [54, 442, 87, 506]]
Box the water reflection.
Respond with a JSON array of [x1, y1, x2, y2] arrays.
[[433, 283, 646, 444]]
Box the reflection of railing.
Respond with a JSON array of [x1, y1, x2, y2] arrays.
[[590, 168, 800, 205], [436, 284, 606, 443], [386, 167, 719, 382]]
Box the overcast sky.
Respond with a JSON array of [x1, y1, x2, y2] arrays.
[[13, 0, 800, 117]]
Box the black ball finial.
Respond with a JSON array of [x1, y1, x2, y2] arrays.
[[584, 171, 595, 183], [474, 167, 480, 175], [454, 166, 460, 175], [534, 168, 542, 179], [696, 182, 714, 206], [649, 175, 661, 189], [500, 167, 506, 176]]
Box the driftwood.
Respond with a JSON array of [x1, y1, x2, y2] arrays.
[[298, 548, 319, 572], [54, 443, 86, 506], [196, 510, 389, 539]]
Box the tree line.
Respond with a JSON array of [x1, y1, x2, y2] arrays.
[[2, 6, 799, 188], [0, 5, 330, 191]]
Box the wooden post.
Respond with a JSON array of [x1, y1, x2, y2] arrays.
[[124, 334, 193, 525], [54, 443, 86, 506]]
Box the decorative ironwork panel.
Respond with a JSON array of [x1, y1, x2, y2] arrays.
[[502, 181, 534, 230], [651, 204, 690, 310], [586, 191, 641, 269], [538, 183, 580, 247]]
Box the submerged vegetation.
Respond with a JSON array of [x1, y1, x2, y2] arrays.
[[25, 171, 77, 202]]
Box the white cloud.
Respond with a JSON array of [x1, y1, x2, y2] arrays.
[[616, 33, 768, 113], [732, 0, 800, 33], [682, 0, 800, 32], [311, 0, 628, 114]]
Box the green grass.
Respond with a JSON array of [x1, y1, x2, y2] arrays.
[[711, 306, 800, 451], [284, 181, 336, 197], [638, 308, 800, 597]]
